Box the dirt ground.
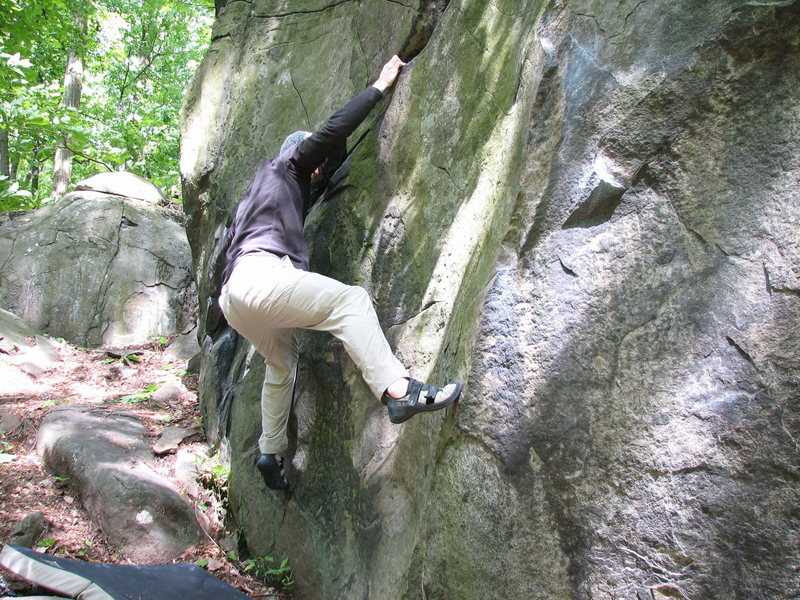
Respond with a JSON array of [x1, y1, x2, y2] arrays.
[[0, 338, 292, 599]]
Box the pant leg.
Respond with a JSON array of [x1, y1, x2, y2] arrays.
[[258, 328, 297, 454], [223, 254, 408, 398], [259, 259, 408, 398], [304, 283, 409, 398], [219, 255, 299, 454]]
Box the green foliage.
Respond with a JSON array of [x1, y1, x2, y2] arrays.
[[1, 1, 95, 208], [41, 397, 70, 407], [195, 450, 230, 522], [75, 539, 94, 557], [80, 0, 213, 195], [0, 0, 213, 211], [0, 13, 71, 208], [101, 352, 141, 364], [114, 383, 159, 404], [221, 549, 294, 590], [242, 555, 294, 590], [196, 450, 230, 502]]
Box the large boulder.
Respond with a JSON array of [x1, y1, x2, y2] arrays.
[[0, 191, 197, 348], [181, 1, 800, 599]]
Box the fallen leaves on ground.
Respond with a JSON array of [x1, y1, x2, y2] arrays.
[[0, 338, 291, 599]]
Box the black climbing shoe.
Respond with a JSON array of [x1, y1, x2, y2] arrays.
[[382, 379, 462, 424], [256, 453, 289, 490]]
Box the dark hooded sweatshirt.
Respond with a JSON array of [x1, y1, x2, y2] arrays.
[[220, 86, 384, 287]]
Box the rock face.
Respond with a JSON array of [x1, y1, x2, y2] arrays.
[[181, 1, 800, 599], [0, 191, 196, 348]]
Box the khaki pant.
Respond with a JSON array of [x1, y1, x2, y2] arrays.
[[219, 253, 408, 454]]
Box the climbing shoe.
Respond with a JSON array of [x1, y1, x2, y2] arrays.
[[382, 379, 462, 424], [256, 453, 289, 490]]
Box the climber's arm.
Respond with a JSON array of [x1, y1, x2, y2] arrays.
[[292, 55, 406, 172]]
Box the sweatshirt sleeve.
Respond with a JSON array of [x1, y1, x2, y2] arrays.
[[291, 86, 384, 172]]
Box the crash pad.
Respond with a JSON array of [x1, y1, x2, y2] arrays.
[[0, 544, 251, 600]]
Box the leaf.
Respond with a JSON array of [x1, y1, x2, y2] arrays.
[[117, 393, 148, 404]]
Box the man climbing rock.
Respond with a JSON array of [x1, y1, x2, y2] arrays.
[[218, 55, 462, 490]]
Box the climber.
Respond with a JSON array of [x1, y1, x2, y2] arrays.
[[218, 55, 463, 490]]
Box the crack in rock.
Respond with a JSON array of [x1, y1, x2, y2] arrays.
[[398, 0, 449, 62], [389, 300, 440, 327], [255, 0, 356, 19]]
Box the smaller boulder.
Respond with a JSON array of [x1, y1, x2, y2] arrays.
[[9, 511, 47, 548], [153, 426, 201, 456], [0, 410, 22, 434], [74, 172, 167, 204], [151, 381, 188, 404], [0, 309, 60, 379], [163, 324, 201, 361], [0, 193, 197, 348], [173, 448, 204, 498]]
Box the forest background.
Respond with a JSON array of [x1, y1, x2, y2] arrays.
[[0, 0, 214, 211]]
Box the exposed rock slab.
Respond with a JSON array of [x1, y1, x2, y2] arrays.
[[153, 426, 201, 456], [36, 406, 203, 563], [0, 308, 61, 384]]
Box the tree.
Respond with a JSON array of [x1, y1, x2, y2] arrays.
[[0, 0, 213, 211], [51, 11, 88, 200], [81, 0, 213, 195], [0, 0, 88, 209]]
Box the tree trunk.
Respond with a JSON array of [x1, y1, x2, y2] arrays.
[[23, 141, 41, 195], [0, 128, 9, 178], [30, 165, 40, 196], [51, 52, 83, 200], [51, 14, 86, 201]]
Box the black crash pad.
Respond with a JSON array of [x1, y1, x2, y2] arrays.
[[0, 544, 251, 600]]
